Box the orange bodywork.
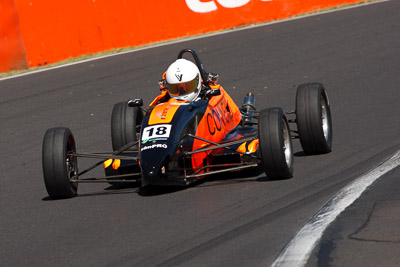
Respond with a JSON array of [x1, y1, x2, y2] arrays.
[[146, 84, 242, 175], [247, 139, 259, 153], [149, 90, 169, 106], [148, 98, 182, 125], [237, 142, 247, 154], [237, 139, 259, 155], [191, 85, 242, 172], [103, 158, 121, 170]]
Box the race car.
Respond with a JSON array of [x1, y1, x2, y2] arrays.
[[42, 48, 332, 199]]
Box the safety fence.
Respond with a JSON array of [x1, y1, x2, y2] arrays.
[[1, 0, 363, 72]]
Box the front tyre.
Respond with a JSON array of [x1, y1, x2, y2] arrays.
[[258, 108, 294, 179], [42, 127, 78, 199], [295, 83, 332, 154]]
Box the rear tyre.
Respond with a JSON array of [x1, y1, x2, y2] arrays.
[[258, 108, 294, 179], [42, 127, 78, 199], [296, 83, 332, 154], [106, 102, 144, 182], [111, 102, 144, 151]]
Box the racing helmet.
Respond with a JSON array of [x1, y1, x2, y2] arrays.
[[165, 59, 201, 102]]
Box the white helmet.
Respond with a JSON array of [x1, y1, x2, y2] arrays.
[[165, 59, 201, 102]]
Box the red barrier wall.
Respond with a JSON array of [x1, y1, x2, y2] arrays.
[[0, 0, 27, 72], [3, 0, 363, 71]]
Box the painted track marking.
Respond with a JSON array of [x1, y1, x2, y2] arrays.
[[272, 150, 400, 267]]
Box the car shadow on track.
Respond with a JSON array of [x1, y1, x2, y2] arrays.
[[42, 185, 141, 201], [294, 151, 307, 157], [41, 165, 287, 200], [194, 165, 276, 186], [138, 167, 268, 196]]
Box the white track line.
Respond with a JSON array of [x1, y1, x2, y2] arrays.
[[272, 150, 400, 267], [0, 0, 389, 82]]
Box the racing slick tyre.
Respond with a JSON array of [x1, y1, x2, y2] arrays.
[[42, 127, 78, 199], [107, 102, 144, 183], [111, 102, 144, 151], [258, 108, 294, 179], [295, 83, 332, 154]]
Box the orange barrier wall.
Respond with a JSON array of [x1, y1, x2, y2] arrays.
[[3, 0, 363, 71], [0, 0, 27, 72]]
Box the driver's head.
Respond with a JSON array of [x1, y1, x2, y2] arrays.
[[165, 59, 201, 102]]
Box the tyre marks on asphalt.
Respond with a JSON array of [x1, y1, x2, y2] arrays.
[[272, 150, 400, 267]]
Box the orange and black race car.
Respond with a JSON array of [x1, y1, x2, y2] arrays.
[[42, 49, 332, 199]]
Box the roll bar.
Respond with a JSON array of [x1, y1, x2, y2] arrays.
[[177, 49, 209, 88]]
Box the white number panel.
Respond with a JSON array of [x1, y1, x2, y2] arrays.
[[141, 124, 172, 140]]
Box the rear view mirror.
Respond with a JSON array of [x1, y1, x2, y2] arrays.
[[128, 98, 143, 107], [205, 89, 221, 98], [207, 72, 219, 85]]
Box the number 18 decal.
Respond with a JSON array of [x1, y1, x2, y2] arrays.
[[141, 124, 172, 140]]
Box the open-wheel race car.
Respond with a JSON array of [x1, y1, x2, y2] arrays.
[[42, 49, 332, 199]]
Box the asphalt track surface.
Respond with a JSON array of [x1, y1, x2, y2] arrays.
[[1, 1, 399, 266]]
